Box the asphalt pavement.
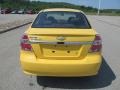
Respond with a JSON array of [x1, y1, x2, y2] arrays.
[[0, 14, 36, 25], [0, 15, 120, 90], [0, 14, 36, 33]]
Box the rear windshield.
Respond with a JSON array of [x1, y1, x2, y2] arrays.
[[32, 11, 91, 29]]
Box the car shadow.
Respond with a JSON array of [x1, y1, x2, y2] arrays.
[[36, 57, 116, 89]]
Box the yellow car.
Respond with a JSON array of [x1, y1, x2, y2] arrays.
[[20, 8, 102, 77]]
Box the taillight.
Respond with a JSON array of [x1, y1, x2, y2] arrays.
[[89, 34, 102, 52], [20, 34, 32, 51]]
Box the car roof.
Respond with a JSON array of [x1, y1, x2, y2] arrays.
[[41, 8, 84, 13]]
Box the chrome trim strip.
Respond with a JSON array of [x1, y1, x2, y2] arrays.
[[29, 40, 93, 45]]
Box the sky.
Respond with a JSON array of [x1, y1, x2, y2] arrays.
[[31, 0, 120, 9]]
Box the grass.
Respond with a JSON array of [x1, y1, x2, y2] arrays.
[[85, 11, 120, 16]]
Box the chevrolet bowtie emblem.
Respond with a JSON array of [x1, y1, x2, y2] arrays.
[[56, 36, 65, 41]]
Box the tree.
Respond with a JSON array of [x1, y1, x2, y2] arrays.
[[0, 0, 4, 3]]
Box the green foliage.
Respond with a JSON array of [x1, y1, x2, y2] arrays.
[[0, 0, 97, 12], [0, 0, 120, 15]]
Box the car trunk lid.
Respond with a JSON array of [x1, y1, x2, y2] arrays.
[[27, 28, 96, 60]]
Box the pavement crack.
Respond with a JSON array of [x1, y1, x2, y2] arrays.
[[29, 75, 35, 87], [42, 86, 47, 90]]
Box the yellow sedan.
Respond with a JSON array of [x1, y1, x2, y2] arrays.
[[20, 8, 102, 77]]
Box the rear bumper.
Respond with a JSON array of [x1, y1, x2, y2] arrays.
[[20, 51, 102, 77]]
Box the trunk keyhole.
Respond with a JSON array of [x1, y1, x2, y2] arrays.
[[52, 51, 55, 53], [67, 51, 70, 53]]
